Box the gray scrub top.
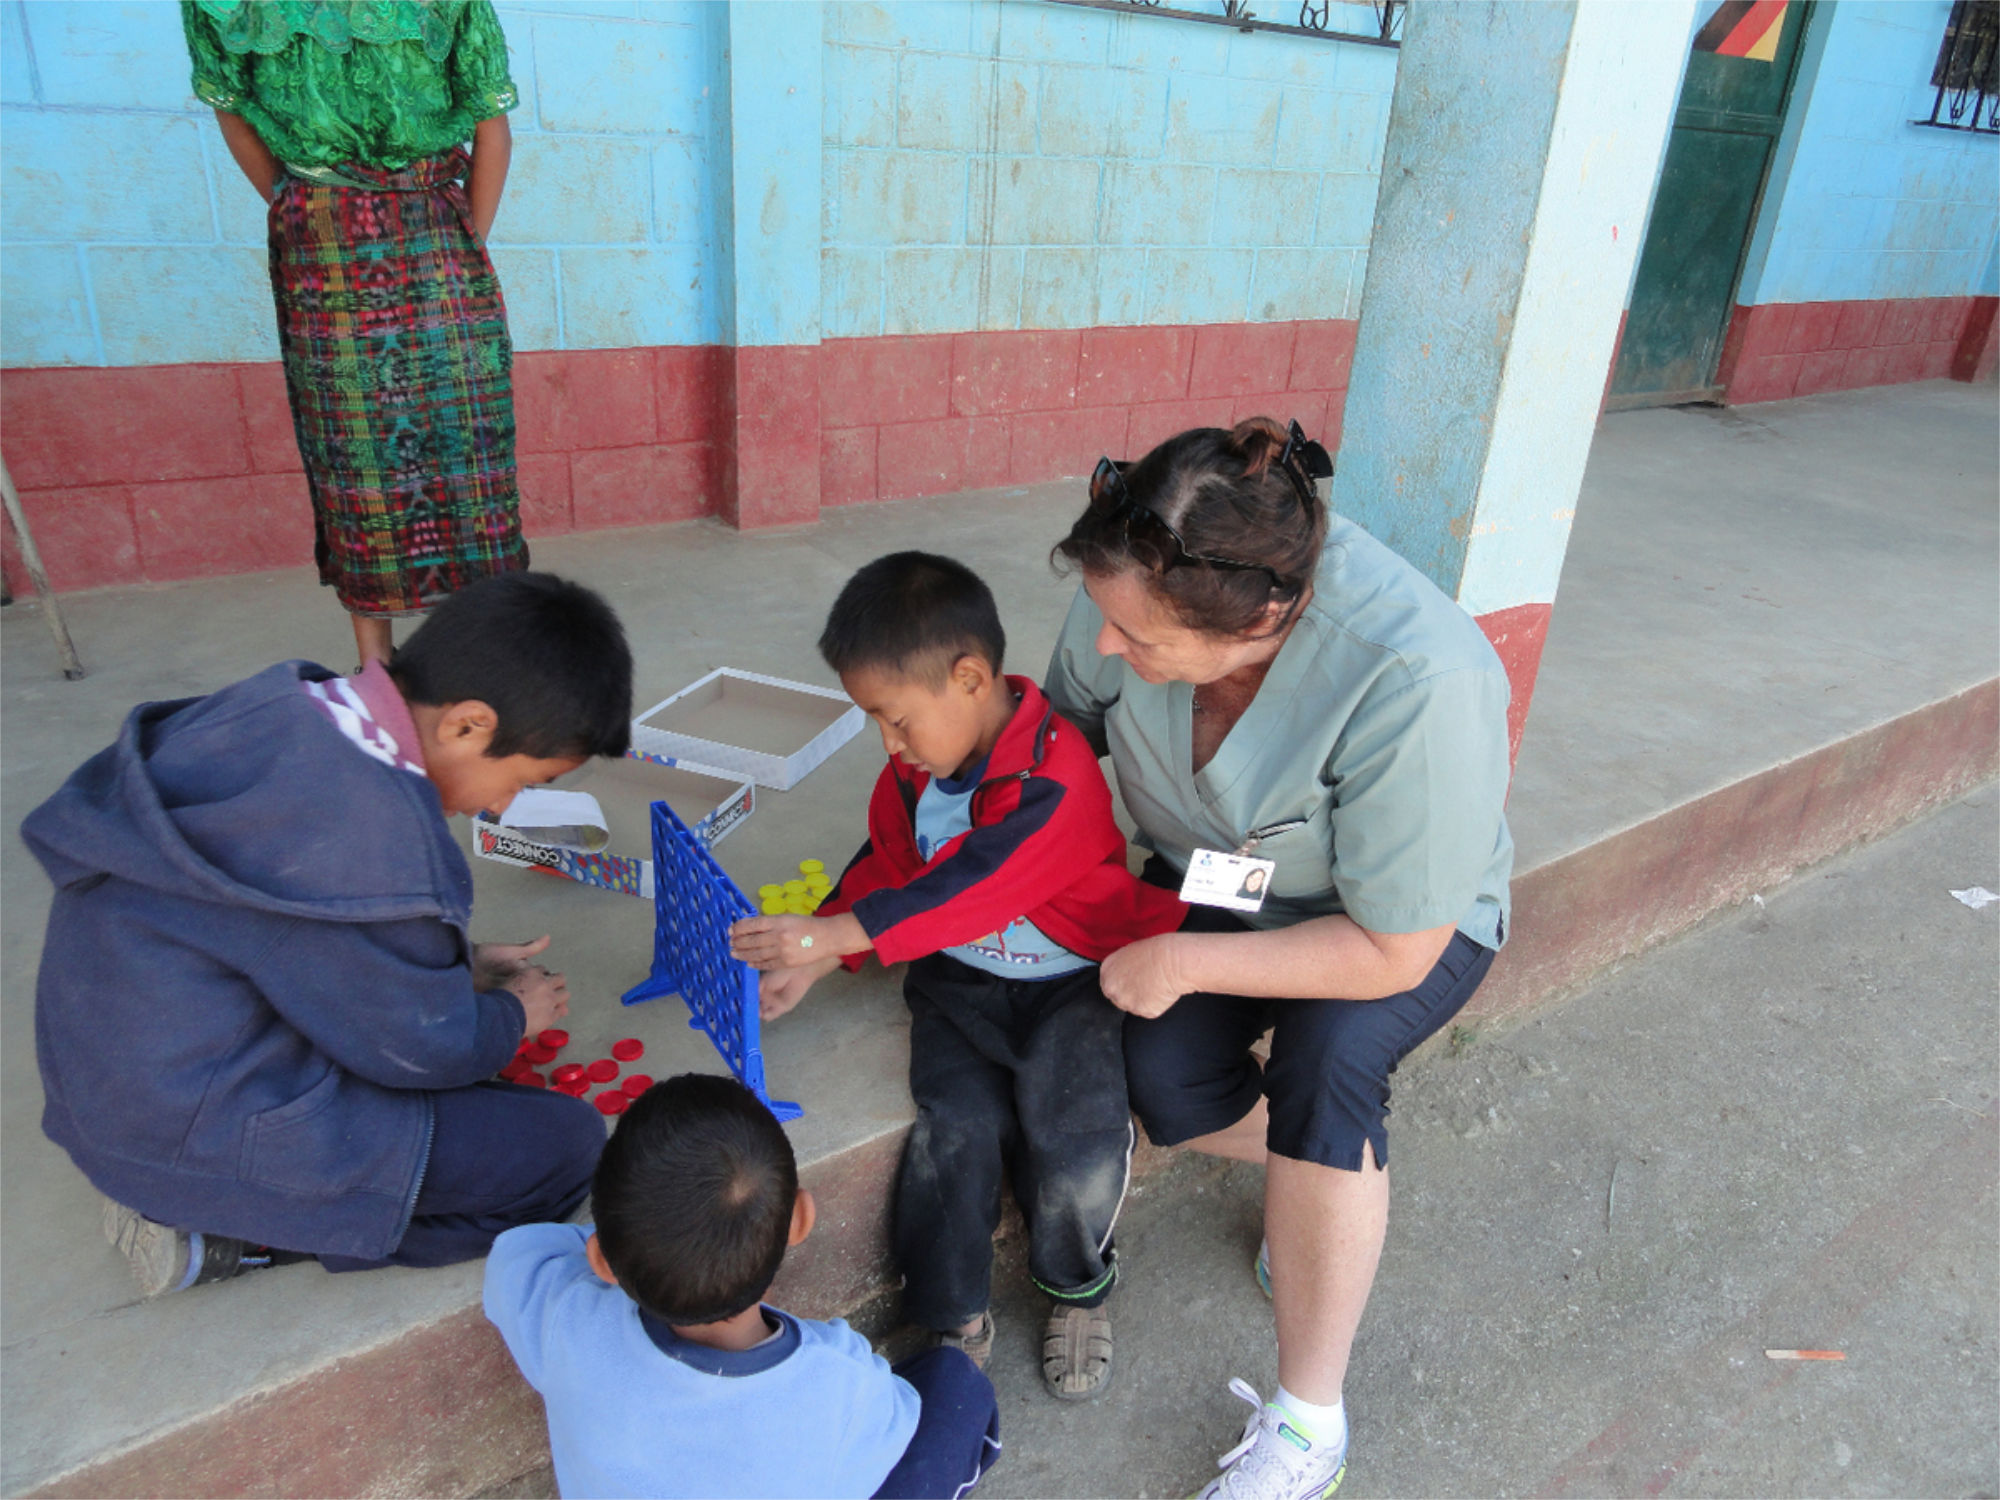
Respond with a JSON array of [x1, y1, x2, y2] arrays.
[[1044, 515, 1513, 949]]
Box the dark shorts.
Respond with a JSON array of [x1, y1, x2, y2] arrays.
[[1123, 898, 1496, 1172]]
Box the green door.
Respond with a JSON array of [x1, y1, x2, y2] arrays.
[[1609, 1, 1814, 407]]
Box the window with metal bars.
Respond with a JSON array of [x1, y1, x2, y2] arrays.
[[1918, 0, 1998, 133], [1045, 0, 1401, 49]]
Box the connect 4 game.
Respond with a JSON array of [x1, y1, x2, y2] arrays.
[[620, 799, 803, 1121]]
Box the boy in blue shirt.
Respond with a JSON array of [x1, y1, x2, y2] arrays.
[[484, 1073, 1000, 1499]]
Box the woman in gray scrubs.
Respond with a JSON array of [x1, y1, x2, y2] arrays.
[[1045, 418, 1513, 1500]]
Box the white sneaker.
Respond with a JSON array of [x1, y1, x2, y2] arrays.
[[1195, 1379, 1347, 1500]]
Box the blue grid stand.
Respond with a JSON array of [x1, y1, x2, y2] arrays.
[[620, 800, 802, 1121]]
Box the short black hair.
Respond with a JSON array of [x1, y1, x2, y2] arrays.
[[817, 551, 1006, 687], [389, 572, 633, 760], [592, 1074, 798, 1326]]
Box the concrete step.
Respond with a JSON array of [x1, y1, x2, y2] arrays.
[[4, 381, 1993, 1497]]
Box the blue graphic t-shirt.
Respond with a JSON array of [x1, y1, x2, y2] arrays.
[[914, 757, 1093, 980]]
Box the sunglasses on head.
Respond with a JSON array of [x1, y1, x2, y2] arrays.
[[1089, 420, 1332, 594]]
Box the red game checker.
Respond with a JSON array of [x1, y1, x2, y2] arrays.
[[524, 1043, 558, 1065], [538, 1029, 570, 1049], [611, 1038, 644, 1062], [622, 1075, 654, 1098], [500, 1058, 528, 1081], [518, 1071, 547, 1088], [595, 1090, 630, 1115], [586, 1058, 619, 1082], [556, 1077, 589, 1097], [552, 1063, 586, 1086]]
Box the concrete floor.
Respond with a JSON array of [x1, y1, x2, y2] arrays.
[[977, 785, 1998, 1499], [1512, 382, 1999, 869], [0, 379, 1994, 1492]]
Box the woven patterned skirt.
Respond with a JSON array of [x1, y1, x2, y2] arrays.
[[268, 147, 527, 618]]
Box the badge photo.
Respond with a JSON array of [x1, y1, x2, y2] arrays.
[[1180, 848, 1276, 913]]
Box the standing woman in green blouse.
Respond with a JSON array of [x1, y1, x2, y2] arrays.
[[183, 0, 526, 668]]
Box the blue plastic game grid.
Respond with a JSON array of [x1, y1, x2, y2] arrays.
[[620, 799, 802, 1120]]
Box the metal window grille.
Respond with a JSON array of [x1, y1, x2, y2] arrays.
[[1918, 0, 1998, 133], [1046, 0, 1401, 49]]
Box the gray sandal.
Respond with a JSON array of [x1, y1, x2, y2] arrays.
[[1042, 1304, 1113, 1400], [937, 1310, 995, 1370]]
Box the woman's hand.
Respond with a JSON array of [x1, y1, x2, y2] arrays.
[[473, 934, 551, 991], [1099, 932, 1197, 1019], [468, 114, 511, 242], [213, 110, 282, 201], [730, 911, 870, 971]]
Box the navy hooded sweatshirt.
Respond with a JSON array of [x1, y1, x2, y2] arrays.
[[22, 662, 527, 1261]]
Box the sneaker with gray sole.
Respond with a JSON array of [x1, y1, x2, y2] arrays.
[[1196, 1378, 1347, 1500], [101, 1197, 249, 1298]]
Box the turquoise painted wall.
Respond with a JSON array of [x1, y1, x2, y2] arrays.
[[819, 0, 1397, 337], [1738, 0, 1998, 305], [0, 0, 1398, 369], [0, 0, 725, 365]]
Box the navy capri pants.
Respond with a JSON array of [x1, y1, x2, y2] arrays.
[[1124, 894, 1496, 1173]]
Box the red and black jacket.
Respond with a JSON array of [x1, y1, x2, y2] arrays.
[[821, 676, 1187, 970]]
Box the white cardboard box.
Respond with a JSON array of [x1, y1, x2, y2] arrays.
[[471, 756, 754, 898], [627, 668, 865, 791]]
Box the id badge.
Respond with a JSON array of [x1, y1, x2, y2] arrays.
[[1180, 847, 1276, 912]]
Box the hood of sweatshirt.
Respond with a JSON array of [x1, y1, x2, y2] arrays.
[[22, 661, 472, 929]]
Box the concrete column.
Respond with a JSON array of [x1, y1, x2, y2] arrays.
[[718, 0, 823, 529], [1332, 0, 1692, 758]]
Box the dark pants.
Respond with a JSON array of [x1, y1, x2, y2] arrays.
[[894, 955, 1133, 1330], [319, 1081, 603, 1272], [873, 1347, 1002, 1499], [1125, 898, 1496, 1172]]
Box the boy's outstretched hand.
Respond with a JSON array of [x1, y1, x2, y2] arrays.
[[729, 911, 871, 971], [759, 957, 843, 1021], [504, 963, 570, 1035]]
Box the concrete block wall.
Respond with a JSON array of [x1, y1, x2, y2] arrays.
[[813, 1, 1391, 509], [2, 0, 1397, 593], [820, 0, 1396, 337], [1715, 0, 2000, 402], [1740, 0, 1997, 308], [0, 0, 724, 364]]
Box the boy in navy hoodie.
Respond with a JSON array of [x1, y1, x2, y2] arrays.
[[485, 1072, 1000, 1499], [24, 572, 633, 1295], [729, 553, 1185, 1401]]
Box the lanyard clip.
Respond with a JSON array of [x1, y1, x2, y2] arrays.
[[1233, 818, 1307, 857]]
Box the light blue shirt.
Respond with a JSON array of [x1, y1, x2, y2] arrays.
[[483, 1223, 919, 1499], [914, 759, 1095, 979], [1046, 516, 1513, 948]]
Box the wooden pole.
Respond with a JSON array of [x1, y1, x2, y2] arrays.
[[0, 457, 86, 680]]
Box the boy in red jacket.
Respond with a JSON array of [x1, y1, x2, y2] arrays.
[[730, 552, 1184, 1403]]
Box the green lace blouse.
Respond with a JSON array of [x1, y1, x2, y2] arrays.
[[182, 0, 519, 170]]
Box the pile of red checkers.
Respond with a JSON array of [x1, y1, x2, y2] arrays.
[[500, 1030, 651, 1116]]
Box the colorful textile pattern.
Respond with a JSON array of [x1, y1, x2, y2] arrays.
[[269, 147, 527, 618]]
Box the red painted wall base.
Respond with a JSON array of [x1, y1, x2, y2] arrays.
[[0, 317, 1559, 749], [0, 318, 1357, 595], [1952, 296, 1999, 384], [1714, 293, 1985, 403], [1475, 601, 1553, 769]]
